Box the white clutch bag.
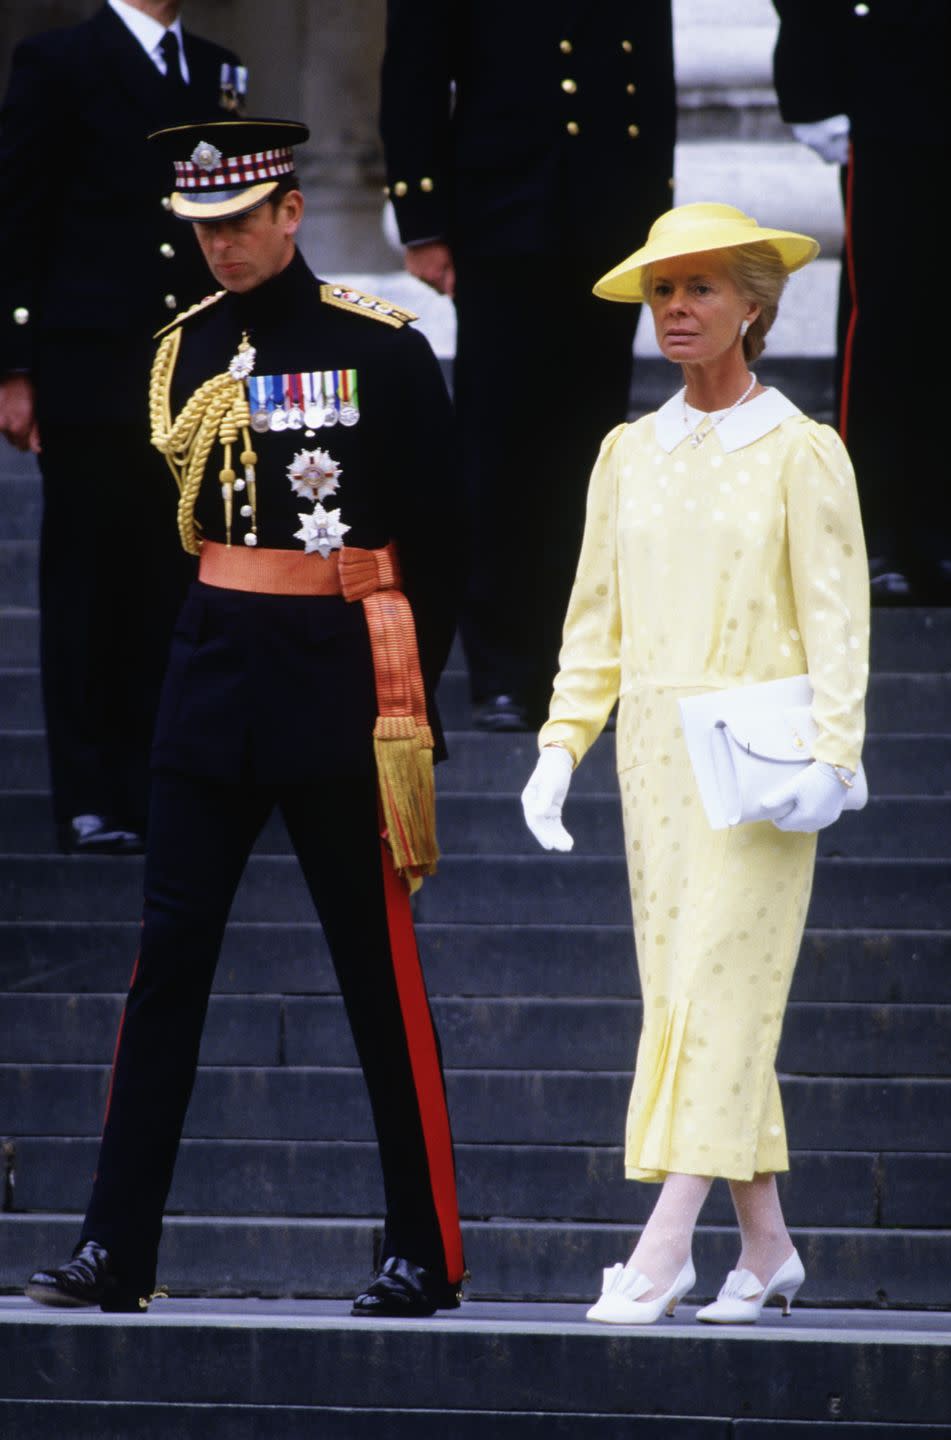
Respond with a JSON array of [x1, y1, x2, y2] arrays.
[[678, 674, 868, 830]]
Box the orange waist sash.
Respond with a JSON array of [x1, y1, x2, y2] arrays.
[[198, 540, 438, 890]]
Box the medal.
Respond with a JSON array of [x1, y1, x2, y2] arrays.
[[303, 371, 324, 429], [338, 368, 360, 426], [268, 374, 287, 432], [248, 376, 270, 433], [286, 372, 304, 430], [320, 369, 338, 427]]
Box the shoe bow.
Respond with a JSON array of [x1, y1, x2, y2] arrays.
[[599, 1263, 653, 1302], [716, 1268, 763, 1301]]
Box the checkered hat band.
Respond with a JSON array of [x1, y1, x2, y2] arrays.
[[174, 148, 295, 191]]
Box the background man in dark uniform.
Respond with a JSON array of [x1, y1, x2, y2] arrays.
[[0, 1, 244, 852], [772, 0, 951, 604], [379, 0, 676, 728], [25, 117, 465, 1318]]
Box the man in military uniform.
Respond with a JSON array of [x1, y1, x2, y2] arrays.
[[772, 0, 951, 603], [379, 0, 676, 727], [25, 119, 465, 1317], [0, 1, 245, 852]]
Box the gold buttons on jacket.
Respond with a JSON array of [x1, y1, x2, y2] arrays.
[[393, 180, 408, 198], [159, 242, 175, 259], [420, 176, 434, 192], [160, 195, 172, 211], [164, 294, 177, 310], [566, 121, 580, 136], [13, 306, 29, 325], [561, 78, 577, 94], [382, 185, 391, 197], [622, 39, 633, 52], [626, 82, 637, 94], [854, 3, 870, 13], [559, 39, 572, 54], [628, 124, 641, 138]]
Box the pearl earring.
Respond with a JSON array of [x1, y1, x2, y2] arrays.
[[739, 319, 750, 338]]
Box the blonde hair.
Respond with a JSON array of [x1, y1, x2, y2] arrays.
[[642, 241, 789, 363]]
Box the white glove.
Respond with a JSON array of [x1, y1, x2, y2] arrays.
[[763, 761, 850, 833], [791, 116, 850, 166], [521, 745, 575, 852]]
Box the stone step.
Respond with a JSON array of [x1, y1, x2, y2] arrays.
[[3, 1065, 947, 1150], [2, 853, 949, 930], [7, 1136, 947, 1230], [3, 789, 950, 860], [2, 1215, 950, 1310], [5, 666, 951, 736], [2, 924, 948, 1006], [2, 994, 947, 1077], [0, 544, 36, 609]]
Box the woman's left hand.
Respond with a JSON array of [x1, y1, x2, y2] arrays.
[[763, 761, 850, 832]]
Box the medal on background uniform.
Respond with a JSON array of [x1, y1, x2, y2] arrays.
[[320, 370, 339, 427], [248, 376, 271, 433], [303, 371, 325, 430], [219, 62, 248, 114], [268, 373, 288, 432], [286, 373, 304, 430], [338, 368, 360, 426]]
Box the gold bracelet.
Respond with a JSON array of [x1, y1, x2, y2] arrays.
[[831, 765, 855, 790]]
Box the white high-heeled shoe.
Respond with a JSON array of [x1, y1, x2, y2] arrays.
[[586, 1256, 696, 1325], [695, 1249, 805, 1324]]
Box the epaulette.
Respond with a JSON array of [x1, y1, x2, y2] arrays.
[[320, 283, 417, 329], [153, 290, 227, 340]]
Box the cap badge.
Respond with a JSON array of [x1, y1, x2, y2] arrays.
[[191, 141, 223, 173]]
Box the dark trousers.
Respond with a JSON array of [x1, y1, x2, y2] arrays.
[[80, 766, 464, 1298], [837, 140, 951, 593], [453, 253, 639, 717], [37, 423, 194, 827]]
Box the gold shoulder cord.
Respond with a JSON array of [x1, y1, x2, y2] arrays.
[[149, 327, 257, 556]]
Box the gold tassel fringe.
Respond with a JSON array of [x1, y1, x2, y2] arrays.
[[373, 715, 439, 893]]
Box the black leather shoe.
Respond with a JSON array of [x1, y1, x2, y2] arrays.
[[25, 1241, 147, 1313], [472, 694, 530, 732], [58, 814, 145, 856], [351, 1255, 462, 1317]]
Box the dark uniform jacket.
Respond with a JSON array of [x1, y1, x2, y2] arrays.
[[153, 251, 458, 782], [379, 0, 676, 263], [0, 4, 239, 420], [772, 0, 950, 143]]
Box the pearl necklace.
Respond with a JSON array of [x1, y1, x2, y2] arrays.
[[682, 373, 757, 449]]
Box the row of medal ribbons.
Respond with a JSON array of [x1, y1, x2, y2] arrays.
[[246, 370, 360, 433]]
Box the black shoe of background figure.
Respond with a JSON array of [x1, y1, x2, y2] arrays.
[[25, 1241, 147, 1312], [868, 556, 914, 607], [351, 1255, 462, 1317], [472, 694, 530, 732], [58, 814, 146, 856]]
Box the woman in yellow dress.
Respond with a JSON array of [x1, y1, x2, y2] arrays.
[[521, 203, 869, 1325]]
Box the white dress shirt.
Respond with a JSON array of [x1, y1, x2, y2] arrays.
[[107, 0, 190, 83]]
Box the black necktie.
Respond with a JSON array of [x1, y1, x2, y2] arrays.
[[159, 31, 186, 88]]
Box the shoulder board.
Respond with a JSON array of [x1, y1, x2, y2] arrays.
[[320, 283, 417, 329], [153, 290, 227, 341]]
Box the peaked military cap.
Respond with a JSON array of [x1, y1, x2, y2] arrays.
[[149, 118, 309, 222]]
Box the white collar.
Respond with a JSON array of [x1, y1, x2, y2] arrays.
[[653, 386, 802, 454], [108, 1, 188, 78]]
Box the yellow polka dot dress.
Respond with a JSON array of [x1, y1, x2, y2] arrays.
[[539, 389, 870, 1183]]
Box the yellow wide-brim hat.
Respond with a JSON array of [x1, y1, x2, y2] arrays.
[[594, 202, 820, 303]]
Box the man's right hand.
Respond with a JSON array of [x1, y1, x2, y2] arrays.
[[0, 375, 41, 453], [404, 241, 456, 298]]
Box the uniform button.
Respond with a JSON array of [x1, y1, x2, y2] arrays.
[[622, 39, 633, 52], [559, 39, 572, 54], [853, 3, 870, 13], [160, 195, 172, 210], [566, 121, 580, 136], [561, 77, 577, 94], [159, 242, 175, 259], [13, 306, 29, 325], [164, 294, 178, 310], [628, 124, 641, 138], [626, 82, 636, 94], [393, 180, 408, 198], [382, 185, 391, 197], [420, 176, 434, 192]]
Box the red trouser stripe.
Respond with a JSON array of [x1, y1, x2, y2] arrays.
[[99, 947, 141, 1139], [379, 840, 464, 1284], [839, 141, 858, 442]]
